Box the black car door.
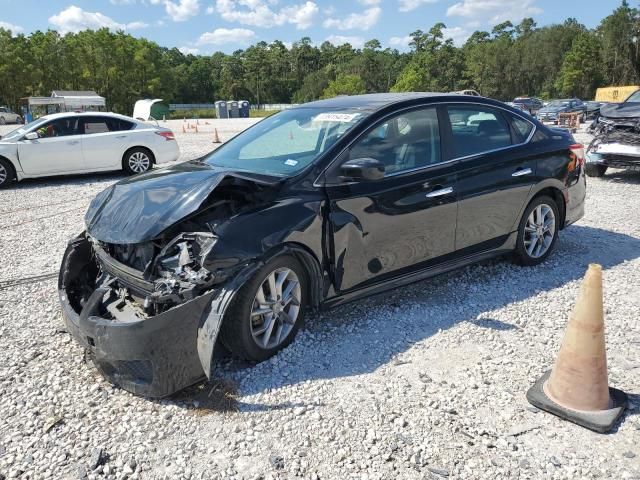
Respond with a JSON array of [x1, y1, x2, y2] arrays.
[[445, 104, 538, 252], [323, 106, 458, 293]]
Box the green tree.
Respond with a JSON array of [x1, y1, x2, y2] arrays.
[[321, 74, 366, 98], [556, 32, 603, 97]]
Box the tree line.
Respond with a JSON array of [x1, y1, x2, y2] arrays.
[[0, 1, 638, 115]]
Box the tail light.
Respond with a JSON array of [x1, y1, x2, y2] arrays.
[[568, 143, 585, 171], [155, 131, 175, 141], [570, 144, 585, 165]]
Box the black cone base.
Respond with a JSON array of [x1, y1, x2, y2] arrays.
[[526, 370, 627, 433]]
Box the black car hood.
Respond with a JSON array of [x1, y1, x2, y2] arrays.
[[599, 101, 640, 120], [85, 161, 282, 244]]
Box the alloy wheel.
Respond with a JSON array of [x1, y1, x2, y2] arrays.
[[0, 163, 7, 185], [128, 151, 150, 173], [524, 204, 556, 258], [250, 267, 301, 349]]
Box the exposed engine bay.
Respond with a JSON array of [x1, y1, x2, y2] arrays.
[[587, 104, 640, 171], [67, 171, 280, 323]]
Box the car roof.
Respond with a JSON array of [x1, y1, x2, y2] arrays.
[[295, 92, 453, 111], [38, 111, 137, 122]]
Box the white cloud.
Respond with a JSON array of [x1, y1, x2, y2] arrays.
[[388, 35, 412, 48], [325, 35, 365, 49], [215, 0, 318, 30], [442, 26, 471, 45], [179, 46, 200, 54], [447, 0, 542, 24], [0, 21, 24, 34], [110, 0, 136, 4], [206, 5, 215, 14], [397, 0, 437, 12], [358, 0, 381, 4], [164, 0, 200, 21], [197, 27, 256, 45], [48, 6, 149, 34], [323, 6, 381, 31]]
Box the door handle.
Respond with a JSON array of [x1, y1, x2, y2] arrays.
[[116, 135, 127, 139], [425, 186, 453, 198], [67, 140, 80, 145], [512, 168, 532, 177]]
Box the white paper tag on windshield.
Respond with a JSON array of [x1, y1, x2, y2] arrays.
[[313, 112, 360, 123], [284, 159, 298, 166]]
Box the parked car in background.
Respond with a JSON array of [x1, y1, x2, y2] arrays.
[[512, 97, 543, 115], [0, 112, 179, 188], [505, 102, 530, 114], [59, 93, 586, 397], [0, 107, 22, 125], [452, 89, 481, 96], [586, 90, 640, 177], [585, 101, 607, 119], [537, 99, 587, 124]]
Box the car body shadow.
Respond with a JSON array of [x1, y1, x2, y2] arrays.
[[602, 169, 640, 184], [211, 225, 638, 425]]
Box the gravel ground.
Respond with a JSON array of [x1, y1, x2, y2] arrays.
[[0, 122, 638, 480]]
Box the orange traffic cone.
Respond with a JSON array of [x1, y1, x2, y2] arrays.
[[526, 264, 627, 433], [212, 128, 220, 143]]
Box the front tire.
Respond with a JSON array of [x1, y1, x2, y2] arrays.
[[514, 196, 560, 266], [0, 158, 15, 188], [220, 255, 307, 362], [123, 148, 153, 175], [585, 164, 607, 177]]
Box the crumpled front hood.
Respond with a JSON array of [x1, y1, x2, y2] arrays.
[[600, 101, 640, 120], [85, 161, 281, 244]]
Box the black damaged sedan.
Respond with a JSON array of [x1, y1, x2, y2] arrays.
[[59, 93, 586, 397]]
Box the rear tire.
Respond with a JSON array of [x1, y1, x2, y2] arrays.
[[513, 196, 560, 266], [0, 158, 15, 188], [123, 147, 153, 175], [585, 164, 607, 177], [220, 254, 308, 362]]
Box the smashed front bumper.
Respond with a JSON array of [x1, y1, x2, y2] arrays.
[[587, 142, 640, 170], [58, 234, 225, 398]]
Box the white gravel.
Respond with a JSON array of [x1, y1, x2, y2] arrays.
[[0, 121, 639, 480]]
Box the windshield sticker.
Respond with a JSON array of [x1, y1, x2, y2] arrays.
[[284, 159, 299, 166], [313, 112, 361, 123]]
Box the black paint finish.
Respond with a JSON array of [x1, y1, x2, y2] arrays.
[[62, 93, 586, 396]]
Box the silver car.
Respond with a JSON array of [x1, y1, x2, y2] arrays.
[[0, 107, 22, 125]]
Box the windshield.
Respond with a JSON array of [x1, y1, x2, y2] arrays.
[[203, 107, 369, 176], [626, 90, 640, 102], [0, 117, 49, 141], [548, 101, 571, 107]]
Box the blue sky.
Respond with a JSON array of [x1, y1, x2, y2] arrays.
[[0, 0, 624, 54]]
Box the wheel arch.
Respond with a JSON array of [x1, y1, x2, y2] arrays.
[[261, 241, 324, 310], [514, 182, 566, 232], [0, 155, 18, 182], [122, 145, 156, 166], [530, 186, 566, 229]]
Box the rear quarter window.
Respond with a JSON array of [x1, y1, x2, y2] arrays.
[[510, 115, 534, 142]]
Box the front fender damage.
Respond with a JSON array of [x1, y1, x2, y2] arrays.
[[58, 233, 255, 397]]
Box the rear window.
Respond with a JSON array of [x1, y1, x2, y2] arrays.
[[80, 116, 134, 134], [447, 106, 512, 157]]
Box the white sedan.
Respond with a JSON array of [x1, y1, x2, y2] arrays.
[[0, 112, 180, 188]]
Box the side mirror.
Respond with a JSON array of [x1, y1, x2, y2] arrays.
[[340, 157, 385, 181], [24, 132, 38, 141]]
